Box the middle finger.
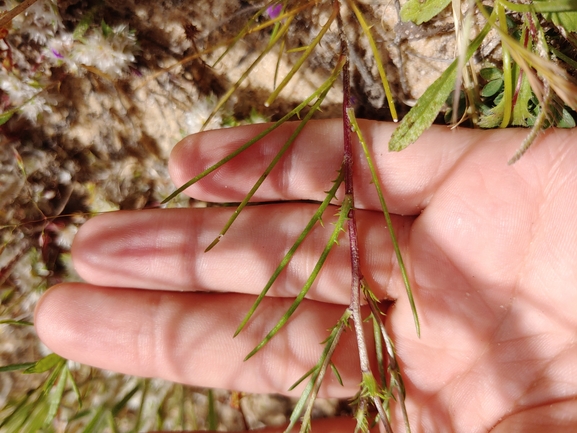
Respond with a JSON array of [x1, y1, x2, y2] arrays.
[[73, 205, 410, 304]]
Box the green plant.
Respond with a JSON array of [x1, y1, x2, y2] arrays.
[[2, 0, 577, 432]]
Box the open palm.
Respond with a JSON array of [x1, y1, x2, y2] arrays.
[[35, 120, 577, 432]]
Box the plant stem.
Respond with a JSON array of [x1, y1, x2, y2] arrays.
[[339, 9, 393, 431], [339, 12, 371, 376]]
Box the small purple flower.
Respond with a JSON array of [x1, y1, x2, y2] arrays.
[[51, 48, 64, 59], [266, 3, 283, 19]]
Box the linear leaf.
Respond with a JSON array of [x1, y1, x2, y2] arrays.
[[286, 310, 350, 433], [206, 76, 337, 251], [0, 108, 17, 125], [207, 389, 218, 430], [0, 319, 33, 326], [349, 109, 419, 335], [348, 0, 398, 121], [82, 407, 106, 433], [202, 15, 295, 130], [288, 365, 317, 392], [389, 19, 492, 151], [45, 365, 68, 426], [245, 197, 352, 361], [162, 56, 344, 204], [111, 383, 141, 416], [265, 1, 338, 106], [24, 353, 64, 374], [234, 169, 344, 336], [499, 0, 577, 13], [0, 362, 35, 372], [0, 389, 33, 429], [67, 366, 83, 409]]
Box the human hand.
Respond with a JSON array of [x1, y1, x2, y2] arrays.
[[35, 120, 577, 432]]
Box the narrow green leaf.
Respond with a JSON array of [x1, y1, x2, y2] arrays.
[[107, 409, 120, 433], [111, 383, 141, 416], [265, 1, 338, 107], [348, 0, 398, 120], [389, 19, 492, 151], [349, 109, 419, 335], [131, 379, 149, 433], [370, 312, 387, 388], [67, 366, 83, 409], [497, 2, 513, 128], [550, 46, 577, 70], [24, 353, 64, 374], [400, 0, 452, 25], [211, 6, 266, 68], [207, 389, 218, 430], [42, 358, 66, 393], [45, 365, 68, 426], [329, 362, 343, 386], [82, 407, 106, 433], [0, 389, 33, 430], [245, 197, 352, 360], [0, 362, 35, 372], [285, 310, 350, 433], [202, 15, 295, 130], [23, 398, 50, 433], [162, 56, 344, 205], [287, 373, 317, 433], [498, 0, 577, 13], [542, 9, 577, 32], [0, 319, 33, 326], [0, 108, 17, 126], [288, 366, 318, 392], [206, 80, 334, 252], [235, 170, 344, 336]]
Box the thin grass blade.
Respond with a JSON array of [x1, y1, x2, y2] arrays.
[[0, 362, 35, 372], [234, 169, 344, 336], [202, 15, 295, 130], [497, 2, 513, 127], [286, 310, 350, 433], [162, 57, 344, 204], [348, 108, 420, 335], [111, 382, 141, 416], [288, 365, 318, 392], [45, 365, 68, 426], [347, 0, 398, 121], [207, 389, 218, 430], [0, 319, 33, 326], [67, 366, 83, 409], [265, 1, 339, 107], [205, 84, 332, 252], [245, 198, 352, 361]]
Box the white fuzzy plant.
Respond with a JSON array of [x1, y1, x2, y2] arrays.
[[0, 0, 138, 124]]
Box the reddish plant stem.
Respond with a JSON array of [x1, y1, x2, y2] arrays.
[[341, 20, 394, 433], [339, 12, 371, 377]]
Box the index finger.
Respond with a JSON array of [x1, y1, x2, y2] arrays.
[[168, 120, 544, 214]]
